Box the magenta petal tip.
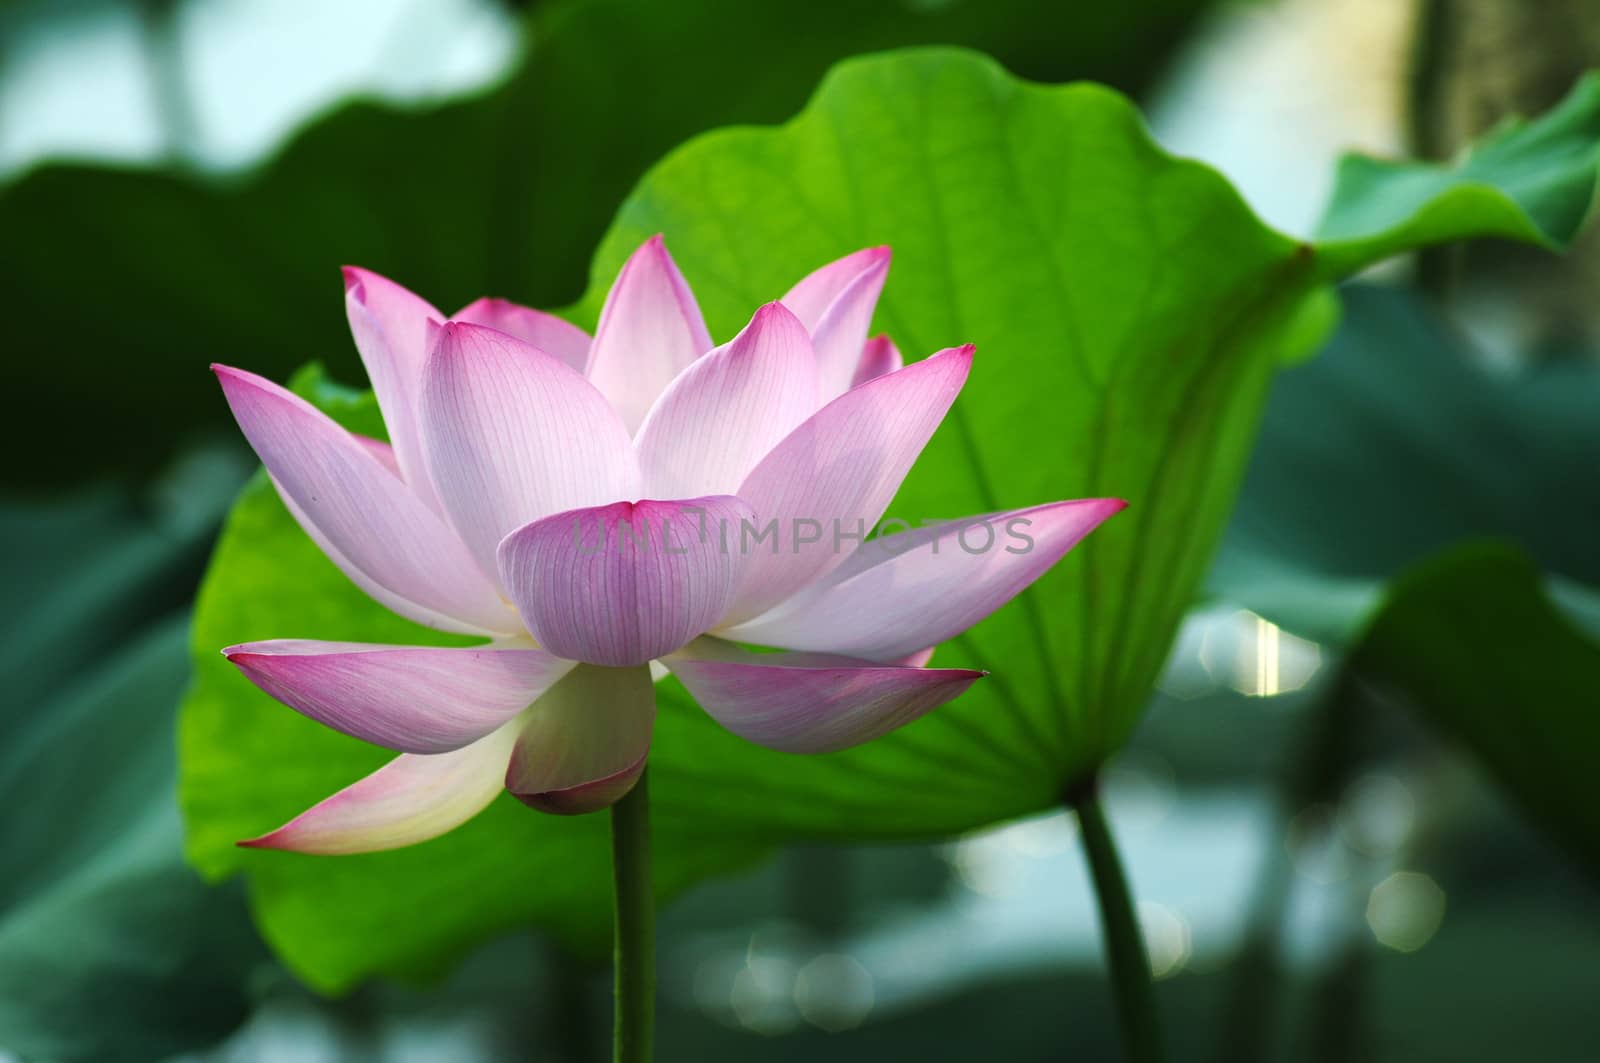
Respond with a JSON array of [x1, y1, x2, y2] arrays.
[[743, 301, 809, 336], [235, 830, 284, 850], [753, 299, 796, 319], [860, 245, 892, 272], [341, 265, 379, 301], [434, 319, 493, 345]]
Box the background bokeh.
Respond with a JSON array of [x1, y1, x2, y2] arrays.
[[1, 1, 1596, 1060]]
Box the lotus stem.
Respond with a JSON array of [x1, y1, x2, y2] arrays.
[[611, 767, 655, 1062]]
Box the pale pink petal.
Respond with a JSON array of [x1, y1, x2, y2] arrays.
[[892, 646, 936, 668], [213, 365, 517, 635], [420, 322, 639, 577], [343, 267, 446, 511], [725, 499, 1126, 661], [222, 640, 575, 754], [505, 664, 654, 814], [352, 434, 401, 477], [238, 721, 519, 854], [852, 334, 903, 388], [666, 637, 981, 753], [271, 483, 499, 636], [584, 235, 714, 433], [453, 297, 591, 374], [809, 257, 890, 399], [720, 345, 974, 624], [781, 246, 890, 329], [497, 495, 753, 667], [634, 302, 819, 498]]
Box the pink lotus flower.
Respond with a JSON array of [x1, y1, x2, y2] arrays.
[[214, 236, 1123, 853]]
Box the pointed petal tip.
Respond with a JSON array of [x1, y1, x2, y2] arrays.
[[210, 363, 273, 395], [235, 822, 317, 852], [431, 319, 485, 352], [633, 232, 690, 271], [940, 343, 977, 377], [915, 342, 975, 369], [235, 830, 283, 850], [1044, 496, 1127, 518], [1076, 496, 1130, 522], [625, 233, 670, 263], [435, 318, 506, 345], [1016, 496, 1128, 533], [749, 300, 807, 329], [341, 265, 379, 303], [830, 245, 892, 272]]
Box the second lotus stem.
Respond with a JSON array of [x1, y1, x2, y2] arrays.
[[1070, 774, 1165, 1063]]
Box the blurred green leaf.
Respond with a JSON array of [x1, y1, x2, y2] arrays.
[[1210, 285, 1600, 642], [1209, 287, 1600, 881], [181, 48, 1600, 991], [1316, 72, 1600, 277], [0, 0, 1214, 490], [0, 619, 266, 1063], [0, 460, 264, 1063], [1349, 544, 1600, 877]]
